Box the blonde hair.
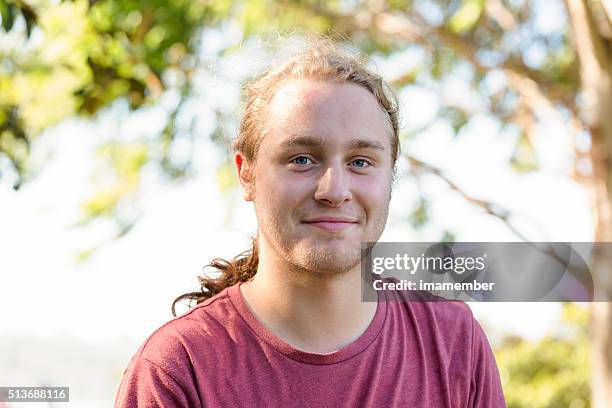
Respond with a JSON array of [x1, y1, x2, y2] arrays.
[[172, 38, 400, 316]]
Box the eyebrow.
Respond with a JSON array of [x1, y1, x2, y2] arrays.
[[279, 135, 385, 151]]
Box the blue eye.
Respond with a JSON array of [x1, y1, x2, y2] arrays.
[[293, 156, 312, 166], [352, 159, 370, 168]]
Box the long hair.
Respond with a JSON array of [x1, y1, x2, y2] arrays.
[[172, 37, 400, 317]]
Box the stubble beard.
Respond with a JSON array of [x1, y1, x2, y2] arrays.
[[291, 238, 362, 277], [256, 205, 389, 281]]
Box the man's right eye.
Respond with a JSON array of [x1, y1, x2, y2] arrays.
[[292, 156, 313, 166]]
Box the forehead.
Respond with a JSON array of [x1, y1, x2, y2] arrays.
[[264, 79, 392, 151]]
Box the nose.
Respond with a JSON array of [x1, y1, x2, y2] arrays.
[[314, 162, 352, 207]]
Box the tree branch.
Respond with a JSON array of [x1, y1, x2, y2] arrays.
[[405, 153, 592, 282], [404, 153, 530, 241], [408, 12, 579, 116], [565, 0, 612, 242]]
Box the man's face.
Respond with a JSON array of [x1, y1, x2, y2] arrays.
[[237, 79, 393, 276]]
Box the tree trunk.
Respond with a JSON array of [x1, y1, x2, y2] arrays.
[[565, 1, 612, 406]]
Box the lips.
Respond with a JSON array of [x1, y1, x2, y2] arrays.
[[303, 216, 358, 223], [302, 216, 359, 232]]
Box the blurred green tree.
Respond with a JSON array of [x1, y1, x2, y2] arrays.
[[495, 303, 591, 407]]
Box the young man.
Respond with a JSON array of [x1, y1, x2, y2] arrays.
[[115, 40, 506, 407]]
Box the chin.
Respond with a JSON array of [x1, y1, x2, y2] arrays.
[[292, 244, 362, 276]]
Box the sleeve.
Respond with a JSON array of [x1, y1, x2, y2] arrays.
[[468, 318, 507, 408], [114, 356, 195, 408]]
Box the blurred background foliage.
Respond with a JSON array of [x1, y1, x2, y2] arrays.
[[495, 303, 591, 407], [2, 0, 610, 405], [0, 0, 588, 227]]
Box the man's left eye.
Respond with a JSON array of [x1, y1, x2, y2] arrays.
[[351, 159, 371, 168]]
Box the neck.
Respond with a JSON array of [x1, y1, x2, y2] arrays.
[[239, 240, 377, 354]]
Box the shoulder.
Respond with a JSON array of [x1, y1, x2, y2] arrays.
[[379, 283, 505, 404], [131, 289, 237, 378], [383, 283, 478, 352], [382, 277, 476, 333], [116, 290, 241, 407]]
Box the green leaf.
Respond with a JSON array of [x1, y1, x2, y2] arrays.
[[442, 107, 469, 136], [215, 160, 237, 194], [392, 68, 419, 87], [1, 2, 15, 32], [440, 231, 456, 243], [21, 3, 37, 37], [408, 197, 429, 229], [510, 130, 538, 173], [447, 0, 484, 34]]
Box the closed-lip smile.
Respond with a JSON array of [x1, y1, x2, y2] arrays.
[[302, 216, 358, 223], [302, 216, 359, 232]]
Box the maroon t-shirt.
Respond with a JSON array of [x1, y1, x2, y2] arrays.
[[115, 282, 506, 407]]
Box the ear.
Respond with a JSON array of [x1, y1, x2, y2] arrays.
[[235, 152, 255, 201]]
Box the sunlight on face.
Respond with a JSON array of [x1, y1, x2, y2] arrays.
[[250, 79, 394, 276]]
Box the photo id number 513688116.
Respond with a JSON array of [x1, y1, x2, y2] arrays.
[[0, 387, 69, 402]]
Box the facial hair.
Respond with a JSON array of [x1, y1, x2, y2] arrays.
[[254, 196, 390, 280]]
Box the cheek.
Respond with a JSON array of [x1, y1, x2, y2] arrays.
[[269, 154, 320, 185], [253, 167, 311, 211], [355, 174, 392, 207]]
